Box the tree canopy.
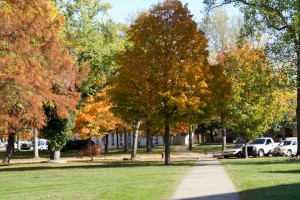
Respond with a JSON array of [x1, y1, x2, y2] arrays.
[[221, 43, 276, 140], [109, 0, 220, 165], [57, 0, 127, 98]]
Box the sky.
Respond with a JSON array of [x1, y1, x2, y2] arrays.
[[102, 0, 214, 24]]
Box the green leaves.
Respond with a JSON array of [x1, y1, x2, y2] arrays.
[[221, 44, 277, 139], [58, 0, 127, 98]]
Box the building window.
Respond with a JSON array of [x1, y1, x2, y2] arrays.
[[155, 136, 159, 145]]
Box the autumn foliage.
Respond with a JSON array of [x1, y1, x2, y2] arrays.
[[109, 0, 216, 164], [220, 43, 276, 140], [74, 87, 120, 139], [0, 0, 85, 128], [78, 145, 101, 161], [0, 0, 87, 163]]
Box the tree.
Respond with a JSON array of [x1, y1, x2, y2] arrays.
[[57, 0, 127, 156], [109, 0, 213, 165], [270, 89, 296, 134], [200, 7, 242, 62], [74, 87, 120, 156], [204, 0, 300, 156], [221, 43, 277, 157], [200, 8, 241, 150], [40, 107, 76, 161], [0, 0, 84, 163], [56, 0, 126, 98]]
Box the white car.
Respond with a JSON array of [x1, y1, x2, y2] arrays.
[[38, 139, 49, 150], [273, 138, 297, 157], [0, 142, 5, 148], [221, 144, 244, 158]]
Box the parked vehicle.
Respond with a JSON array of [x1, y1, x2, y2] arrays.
[[38, 139, 49, 150], [246, 137, 279, 157], [221, 144, 244, 158], [21, 139, 48, 150], [21, 141, 33, 150], [273, 137, 297, 157]]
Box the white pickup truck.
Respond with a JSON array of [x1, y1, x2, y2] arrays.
[[246, 137, 279, 157]]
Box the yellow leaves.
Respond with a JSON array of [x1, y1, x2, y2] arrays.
[[109, 0, 217, 126], [272, 89, 296, 121]]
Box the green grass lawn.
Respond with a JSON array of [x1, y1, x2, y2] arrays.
[[222, 157, 300, 200], [0, 160, 195, 200]]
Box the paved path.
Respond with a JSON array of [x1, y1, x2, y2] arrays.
[[170, 160, 240, 200]]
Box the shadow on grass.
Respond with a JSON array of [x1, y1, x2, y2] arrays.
[[265, 169, 300, 174], [0, 160, 196, 172], [173, 183, 300, 200], [221, 157, 300, 166], [0, 147, 168, 159]]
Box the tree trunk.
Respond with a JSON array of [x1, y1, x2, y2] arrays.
[[50, 150, 61, 160], [296, 38, 300, 157], [88, 137, 92, 156], [221, 113, 227, 151], [3, 132, 16, 164], [124, 127, 128, 153], [33, 127, 39, 159], [164, 123, 171, 165], [131, 121, 140, 160], [105, 134, 109, 153], [146, 128, 152, 152], [209, 126, 214, 142], [116, 129, 119, 149], [188, 125, 193, 151], [170, 135, 174, 145], [17, 133, 21, 151], [244, 142, 248, 159], [151, 136, 154, 148]]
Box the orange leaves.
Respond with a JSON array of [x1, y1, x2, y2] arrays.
[[0, 0, 85, 129], [109, 0, 215, 128], [75, 88, 120, 139]]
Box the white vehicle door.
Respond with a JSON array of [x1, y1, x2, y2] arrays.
[[265, 139, 273, 153], [292, 140, 297, 154]]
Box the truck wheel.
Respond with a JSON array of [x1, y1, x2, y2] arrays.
[[258, 150, 264, 157], [286, 150, 292, 157]]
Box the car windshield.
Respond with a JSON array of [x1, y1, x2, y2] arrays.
[[250, 139, 266, 144], [283, 141, 292, 145], [232, 144, 243, 148]]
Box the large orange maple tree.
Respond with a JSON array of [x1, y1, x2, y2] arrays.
[[109, 0, 217, 165]]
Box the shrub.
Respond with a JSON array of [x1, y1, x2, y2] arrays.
[[78, 145, 101, 161]]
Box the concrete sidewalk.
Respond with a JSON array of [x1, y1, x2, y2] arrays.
[[170, 160, 240, 200]]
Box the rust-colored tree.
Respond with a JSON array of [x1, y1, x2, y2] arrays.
[[74, 87, 121, 154], [0, 0, 85, 163], [109, 0, 214, 165]]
